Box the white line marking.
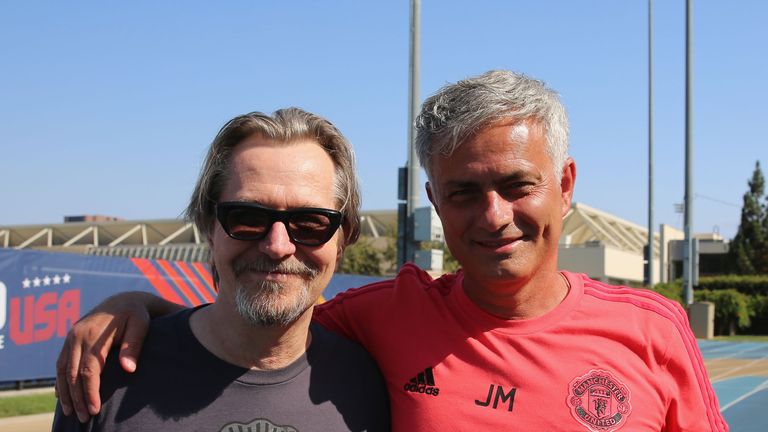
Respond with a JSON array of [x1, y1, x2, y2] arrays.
[[706, 343, 766, 362], [720, 377, 768, 413], [709, 347, 768, 382]]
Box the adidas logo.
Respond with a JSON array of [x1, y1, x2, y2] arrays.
[[403, 367, 440, 397]]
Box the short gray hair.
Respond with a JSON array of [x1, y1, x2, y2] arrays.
[[186, 108, 361, 250], [415, 70, 569, 180]]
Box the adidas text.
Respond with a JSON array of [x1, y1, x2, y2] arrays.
[[403, 383, 440, 396]]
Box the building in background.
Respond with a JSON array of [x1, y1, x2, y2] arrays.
[[0, 203, 729, 285]]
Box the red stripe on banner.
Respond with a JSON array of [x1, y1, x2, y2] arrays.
[[130, 258, 185, 305], [192, 262, 216, 294], [176, 261, 215, 303], [156, 260, 203, 306]]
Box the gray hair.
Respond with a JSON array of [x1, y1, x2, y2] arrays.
[[186, 108, 361, 250], [415, 70, 569, 180]]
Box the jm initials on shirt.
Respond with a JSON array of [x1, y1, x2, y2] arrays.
[[475, 384, 517, 412]]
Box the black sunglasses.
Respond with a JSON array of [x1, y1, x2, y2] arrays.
[[216, 201, 343, 246]]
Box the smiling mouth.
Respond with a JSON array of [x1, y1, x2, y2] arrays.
[[233, 259, 319, 280], [242, 270, 304, 281], [475, 236, 526, 251]]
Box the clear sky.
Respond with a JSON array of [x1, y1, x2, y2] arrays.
[[1, 1, 765, 240]]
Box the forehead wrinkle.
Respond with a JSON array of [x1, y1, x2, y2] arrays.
[[446, 155, 543, 180], [224, 198, 335, 211], [442, 169, 542, 189], [225, 141, 337, 209]]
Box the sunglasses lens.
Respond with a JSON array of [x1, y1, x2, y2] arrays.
[[225, 207, 271, 240], [288, 213, 335, 245], [218, 202, 340, 245]]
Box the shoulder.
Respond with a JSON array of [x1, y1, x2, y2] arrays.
[[307, 322, 385, 387], [101, 307, 196, 382], [312, 265, 462, 341], [575, 272, 687, 319], [317, 264, 460, 311], [128, 307, 196, 358], [148, 306, 196, 333], [308, 322, 378, 366], [572, 272, 693, 349]]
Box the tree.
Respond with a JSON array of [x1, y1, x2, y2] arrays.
[[339, 237, 395, 276], [729, 161, 768, 274], [420, 241, 461, 273]]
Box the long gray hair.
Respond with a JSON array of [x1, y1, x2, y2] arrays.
[[186, 108, 361, 249]]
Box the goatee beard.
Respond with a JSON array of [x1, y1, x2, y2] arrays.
[[232, 257, 319, 327]]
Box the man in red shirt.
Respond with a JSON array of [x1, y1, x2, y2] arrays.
[[56, 70, 727, 431]]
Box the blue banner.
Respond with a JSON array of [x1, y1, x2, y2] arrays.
[[0, 248, 384, 382]]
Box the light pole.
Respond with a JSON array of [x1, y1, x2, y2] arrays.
[[646, 0, 655, 288], [683, 0, 695, 305], [398, 0, 421, 267]]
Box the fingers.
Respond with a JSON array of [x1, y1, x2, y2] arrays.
[[67, 341, 91, 422], [118, 314, 150, 373], [55, 335, 77, 417], [78, 306, 152, 418], [79, 347, 104, 418], [55, 312, 117, 422], [77, 315, 121, 421], [52, 291, 161, 422]]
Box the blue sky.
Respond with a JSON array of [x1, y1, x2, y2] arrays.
[[1, 1, 765, 240]]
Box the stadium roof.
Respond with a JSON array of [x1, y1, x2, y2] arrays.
[[1, 204, 673, 259], [0, 209, 399, 250], [562, 202, 662, 256]]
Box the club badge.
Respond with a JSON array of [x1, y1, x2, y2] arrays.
[[567, 369, 632, 432]]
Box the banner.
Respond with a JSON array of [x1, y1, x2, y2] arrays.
[[0, 248, 383, 382]]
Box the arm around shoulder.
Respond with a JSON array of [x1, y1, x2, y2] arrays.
[[54, 291, 185, 422]]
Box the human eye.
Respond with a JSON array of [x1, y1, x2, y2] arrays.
[[290, 213, 331, 230], [446, 187, 478, 203], [498, 179, 536, 198]]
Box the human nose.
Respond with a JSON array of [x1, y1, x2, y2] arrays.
[[476, 192, 512, 232], [257, 221, 297, 259]]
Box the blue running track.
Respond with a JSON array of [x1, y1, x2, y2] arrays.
[[700, 340, 768, 431]]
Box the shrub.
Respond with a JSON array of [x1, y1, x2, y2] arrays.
[[698, 275, 768, 296], [694, 289, 752, 335], [747, 295, 768, 335], [652, 282, 683, 304], [340, 237, 393, 276]]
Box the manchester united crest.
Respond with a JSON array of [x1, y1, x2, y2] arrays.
[[567, 369, 632, 432]]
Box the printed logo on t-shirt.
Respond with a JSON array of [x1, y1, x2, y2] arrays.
[[474, 384, 517, 412], [566, 369, 632, 432], [403, 366, 440, 396], [220, 418, 298, 432]]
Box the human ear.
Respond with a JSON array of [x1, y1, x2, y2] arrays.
[[559, 158, 576, 215]]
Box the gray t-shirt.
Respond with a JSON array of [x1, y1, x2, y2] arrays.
[[53, 306, 390, 431]]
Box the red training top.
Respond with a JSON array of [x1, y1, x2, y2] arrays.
[[314, 264, 727, 432]]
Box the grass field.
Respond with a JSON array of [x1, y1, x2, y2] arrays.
[[0, 391, 56, 419]]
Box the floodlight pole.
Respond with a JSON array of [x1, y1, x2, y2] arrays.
[[646, 0, 654, 288], [398, 0, 421, 267], [683, 0, 695, 305], [407, 0, 421, 231]]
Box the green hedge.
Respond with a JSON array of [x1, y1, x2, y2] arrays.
[[749, 295, 768, 334], [651, 277, 768, 335], [697, 275, 768, 295], [694, 289, 751, 335], [652, 282, 683, 304]]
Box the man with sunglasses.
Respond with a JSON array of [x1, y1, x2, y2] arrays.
[[56, 71, 727, 431], [52, 108, 390, 431]]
